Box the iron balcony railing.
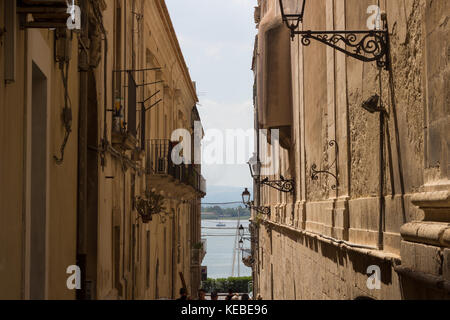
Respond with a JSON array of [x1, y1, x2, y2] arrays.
[[146, 139, 174, 175], [146, 139, 206, 195]]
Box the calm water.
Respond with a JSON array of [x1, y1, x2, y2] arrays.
[[201, 219, 252, 279]]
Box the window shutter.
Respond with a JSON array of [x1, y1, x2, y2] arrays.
[[128, 72, 137, 136], [263, 24, 293, 130], [141, 106, 146, 150], [257, 22, 293, 149]]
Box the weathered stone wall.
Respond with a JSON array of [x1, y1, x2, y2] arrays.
[[95, 0, 202, 300], [0, 18, 80, 299], [0, 0, 202, 300], [258, 226, 403, 300], [258, 223, 450, 300], [422, 0, 449, 184], [253, 0, 449, 300], [0, 0, 28, 298]]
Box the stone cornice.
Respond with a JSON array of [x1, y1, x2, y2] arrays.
[[400, 222, 450, 248], [155, 0, 199, 104], [261, 219, 401, 264], [411, 191, 450, 212], [401, 191, 450, 247]]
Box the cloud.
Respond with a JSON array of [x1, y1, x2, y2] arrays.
[[198, 99, 254, 188], [199, 99, 253, 131], [205, 44, 223, 60], [203, 163, 252, 188], [166, 0, 256, 189], [230, 0, 256, 9]]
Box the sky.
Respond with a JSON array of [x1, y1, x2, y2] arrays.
[[165, 0, 256, 189]]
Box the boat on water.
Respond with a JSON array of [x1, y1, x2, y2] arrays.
[[216, 222, 226, 227]]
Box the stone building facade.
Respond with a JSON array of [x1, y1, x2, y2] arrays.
[[251, 0, 449, 300], [0, 0, 205, 300]]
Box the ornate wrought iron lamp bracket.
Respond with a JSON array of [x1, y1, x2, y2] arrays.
[[242, 187, 271, 216], [260, 176, 295, 193], [248, 160, 295, 193], [245, 202, 271, 216], [293, 30, 390, 70], [311, 140, 340, 190]]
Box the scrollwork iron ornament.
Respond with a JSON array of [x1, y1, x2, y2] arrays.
[[252, 206, 271, 216], [261, 176, 295, 193], [297, 30, 390, 70], [135, 191, 167, 224], [311, 140, 339, 190], [242, 256, 255, 268], [245, 202, 271, 216]]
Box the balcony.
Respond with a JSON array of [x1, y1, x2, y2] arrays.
[[191, 239, 207, 267], [201, 238, 207, 262], [242, 249, 254, 267], [17, 0, 71, 29], [146, 140, 206, 197]]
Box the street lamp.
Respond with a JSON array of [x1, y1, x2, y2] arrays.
[[278, 0, 390, 69], [239, 225, 245, 239], [241, 188, 271, 215], [279, 0, 306, 36], [248, 154, 260, 180], [242, 188, 251, 206], [248, 157, 295, 194]]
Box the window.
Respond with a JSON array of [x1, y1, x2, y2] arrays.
[[30, 62, 47, 300], [127, 72, 137, 136]]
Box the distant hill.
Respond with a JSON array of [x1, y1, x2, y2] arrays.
[[202, 185, 253, 208]]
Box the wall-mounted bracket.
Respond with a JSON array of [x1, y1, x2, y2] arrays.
[[261, 176, 295, 193], [294, 30, 390, 70], [311, 140, 339, 190], [245, 202, 271, 216]]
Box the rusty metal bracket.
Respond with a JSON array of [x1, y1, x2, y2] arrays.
[[311, 140, 340, 190]]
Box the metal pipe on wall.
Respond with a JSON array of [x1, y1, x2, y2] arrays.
[[378, 107, 385, 251], [253, 74, 261, 297], [377, 12, 387, 251], [77, 0, 89, 301]]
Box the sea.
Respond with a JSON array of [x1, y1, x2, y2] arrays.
[[201, 218, 252, 279]]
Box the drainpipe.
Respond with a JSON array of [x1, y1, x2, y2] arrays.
[[77, 0, 89, 300], [121, 0, 129, 299], [377, 16, 388, 251], [254, 82, 261, 297], [378, 105, 385, 251]]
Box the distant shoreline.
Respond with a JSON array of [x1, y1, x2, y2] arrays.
[[202, 215, 251, 221]]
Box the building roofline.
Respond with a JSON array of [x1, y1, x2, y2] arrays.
[[156, 0, 199, 103]]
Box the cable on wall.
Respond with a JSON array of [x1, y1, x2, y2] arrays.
[[54, 57, 73, 165]]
